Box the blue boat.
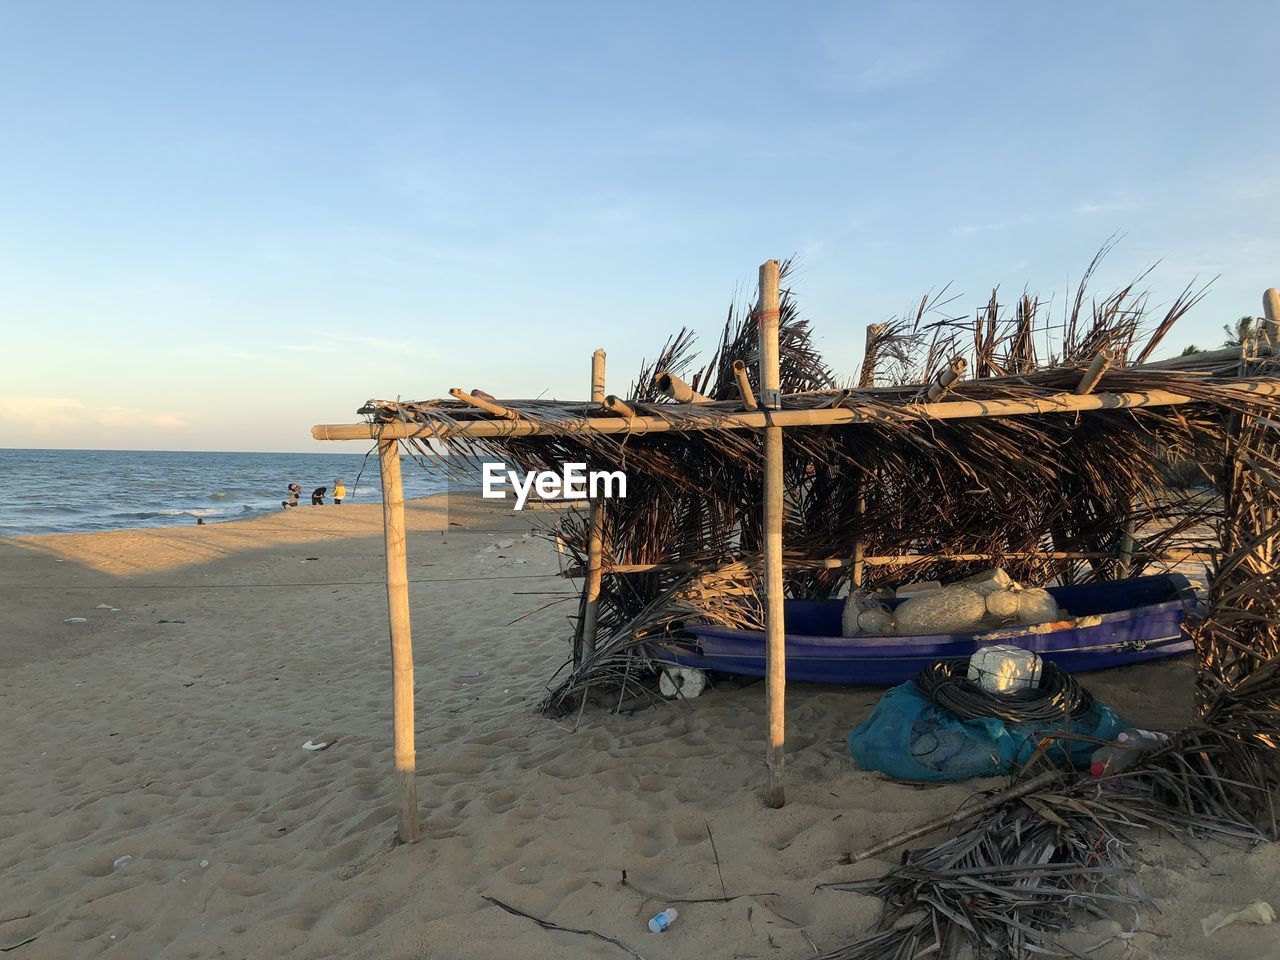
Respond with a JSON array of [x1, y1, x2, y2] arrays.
[[645, 573, 1199, 686]]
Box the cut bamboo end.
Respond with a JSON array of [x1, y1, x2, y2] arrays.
[[1265, 289, 1280, 344], [1074, 349, 1116, 396], [732, 359, 758, 410], [655, 370, 712, 404], [602, 394, 636, 418], [591, 348, 607, 405], [926, 357, 967, 402], [860, 322, 886, 388], [449, 387, 518, 420]]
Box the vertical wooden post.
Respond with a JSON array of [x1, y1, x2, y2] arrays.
[[378, 438, 420, 844], [851, 491, 866, 589], [758, 259, 786, 809], [1116, 518, 1136, 580], [1264, 289, 1280, 346], [581, 348, 607, 662], [591, 348, 607, 405]]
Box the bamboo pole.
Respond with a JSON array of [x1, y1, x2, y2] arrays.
[[1074, 349, 1115, 395], [851, 491, 866, 588], [602, 394, 636, 418], [1265, 289, 1280, 345], [758, 259, 786, 809], [732, 359, 758, 410], [580, 348, 607, 663], [314, 379, 1280, 442], [378, 439, 421, 844], [449, 387, 517, 420], [859, 323, 885, 388], [655, 370, 712, 404], [591, 349, 607, 405], [926, 357, 966, 402], [558, 547, 1214, 578], [1116, 519, 1136, 579]]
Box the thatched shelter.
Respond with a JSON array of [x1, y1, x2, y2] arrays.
[[313, 261, 1280, 885]]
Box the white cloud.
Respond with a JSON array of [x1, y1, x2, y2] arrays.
[[0, 396, 186, 436]]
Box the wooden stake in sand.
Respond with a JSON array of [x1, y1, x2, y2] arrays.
[[378, 439, 421, 843], [758, 259, 787, 809], [581, 348, 607, 662]]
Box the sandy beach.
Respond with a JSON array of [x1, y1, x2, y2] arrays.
[[1, 491, 1276, 960]]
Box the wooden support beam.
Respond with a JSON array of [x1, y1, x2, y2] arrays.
[[580, 498, 606, 661], [558, 547, 1215, 577], [1074, 349, 1116, 396], [313, 379, 1280, 441], [378, 439, 420, 844], [449, 387, 517, 420], [591, 349, 607, 405], [926, 357, 967, 402], [581, 347, 608, 664], [602, 394, 636, 418], [851, 490, 867, 588], [1116, 519, 1137, 579], [758, 259, 786, 809], [732, 359, 758, 410], [656, 370, 712, 404]]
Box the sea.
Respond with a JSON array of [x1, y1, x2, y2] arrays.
[[0, 448, 454, 537]]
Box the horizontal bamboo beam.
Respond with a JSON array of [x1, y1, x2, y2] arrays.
[[313, 379, 1280, 441], [559, 547, 1214, 577]]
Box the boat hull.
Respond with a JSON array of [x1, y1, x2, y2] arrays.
[[645, 573, 1198, 686]]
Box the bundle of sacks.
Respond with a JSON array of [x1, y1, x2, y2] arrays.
[[841, 568, 1066, 637]]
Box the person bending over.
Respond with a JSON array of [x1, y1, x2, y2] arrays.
[[311, 486, 327, 506]]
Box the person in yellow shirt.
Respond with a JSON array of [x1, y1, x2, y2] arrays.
[[333, 479, 346, 505]]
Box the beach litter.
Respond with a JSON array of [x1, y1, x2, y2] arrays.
[[1202, 901, 1275, 937], [111, 855, 133, 871], [63, 617, 87, 624], [301, 739, 332, 751]]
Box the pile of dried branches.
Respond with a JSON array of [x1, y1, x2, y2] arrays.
[[814, 386, 1280, 959]]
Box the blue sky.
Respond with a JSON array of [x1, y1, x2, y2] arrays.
[[2, 1, 1278, 451]]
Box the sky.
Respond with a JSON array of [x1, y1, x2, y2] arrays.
[[1, 1, 1278, 452]]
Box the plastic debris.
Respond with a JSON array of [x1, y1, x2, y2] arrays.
[[1202, 901, 1275, 937], [112, 855, 133, 871], [301, 739, 331, 751], [200, 859, 210, 869], [648, 908, 678, 933], [658, 666, 706, 699], [64, 617, 88, 624]]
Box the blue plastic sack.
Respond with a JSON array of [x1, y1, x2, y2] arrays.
[[848, 681, 1128, 782]]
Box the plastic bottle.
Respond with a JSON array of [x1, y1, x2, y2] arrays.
[[647, 908, 678, 933], [1089, 728, 1170, 776], [1116, 728, 1170, 748]]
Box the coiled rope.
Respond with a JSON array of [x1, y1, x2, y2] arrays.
[[916, 659, 1094, 723]]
